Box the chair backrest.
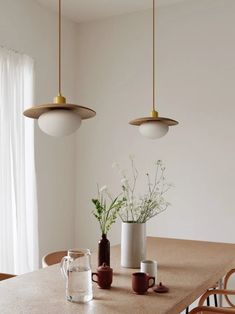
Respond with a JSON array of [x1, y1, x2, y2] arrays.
[[190, 306, 235, 313], [224, 268, 235, 307], [42, 250, 67, 268], [0, 273, 16, 281]]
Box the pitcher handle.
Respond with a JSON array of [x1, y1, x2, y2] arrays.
[[60, 256, 69, 280]]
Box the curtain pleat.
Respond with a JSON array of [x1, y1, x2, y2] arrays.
[[0, 47, 38, 274]]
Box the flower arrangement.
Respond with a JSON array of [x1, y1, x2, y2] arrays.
[[113, 157, 172, 223], [92, 186, 124, 235]]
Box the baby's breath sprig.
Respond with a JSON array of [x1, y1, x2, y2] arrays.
[[113, 157, 172, 223]]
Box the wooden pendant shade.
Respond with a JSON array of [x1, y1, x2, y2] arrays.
[[23, 103, 96, 120], [129, 116, 178, 126]]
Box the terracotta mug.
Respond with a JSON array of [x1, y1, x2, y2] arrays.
[[132, 272, 155, 295], [92, 263, 113, 289]]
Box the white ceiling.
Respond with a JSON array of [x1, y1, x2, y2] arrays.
[[36, 0, 187, 23]]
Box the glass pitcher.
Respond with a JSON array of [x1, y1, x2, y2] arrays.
[[60, 249, 93, 303]]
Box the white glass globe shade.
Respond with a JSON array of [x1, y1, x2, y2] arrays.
[[38, 109, 82, 137], [139, 121, 169, 139]]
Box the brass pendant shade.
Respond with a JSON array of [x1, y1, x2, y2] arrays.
[[129, 0, 178, 137], [23, 0, 96, 135]]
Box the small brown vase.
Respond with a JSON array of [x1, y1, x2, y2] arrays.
[[98, 234, 110, 266]]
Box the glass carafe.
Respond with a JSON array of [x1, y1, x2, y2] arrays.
[[61, 249, 93, 303]]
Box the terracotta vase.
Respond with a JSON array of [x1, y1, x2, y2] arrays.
[[98, 234, 110, 266]]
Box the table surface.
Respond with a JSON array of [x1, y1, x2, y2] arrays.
[[1, 237, 235, 314]]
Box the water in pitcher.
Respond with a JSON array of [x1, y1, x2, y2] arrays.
[[66, 267, 93, 303]]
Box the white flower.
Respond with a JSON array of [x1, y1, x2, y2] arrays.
[[155, 160, 163, 166], [129, 154, 135, 160], [120, 169, 128, 176], [112, 162, 120, 169], [158, 197, 165, 204], [121, 178, 128, 184], [99, 185, 107, 193]]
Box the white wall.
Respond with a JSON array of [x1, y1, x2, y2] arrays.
[[1, 0, 235, 269], [75, 0, 235, 250], [0, 0, 77, 262]]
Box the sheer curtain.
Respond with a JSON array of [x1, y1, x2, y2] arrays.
[[0, 47, 38, 274]]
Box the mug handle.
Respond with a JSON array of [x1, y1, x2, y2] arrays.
[[60, 256, 69, 280], [92, 272, 99, 283], [148, 276, 155, 289]]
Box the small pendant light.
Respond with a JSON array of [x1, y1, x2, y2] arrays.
[[23, 0, 96, 137], [129, 0, 178, 139]]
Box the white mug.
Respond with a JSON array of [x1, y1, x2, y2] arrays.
[[140, 260, 157, 279]]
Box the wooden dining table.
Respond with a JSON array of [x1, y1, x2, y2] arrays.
[[1, 237, 235, 314]]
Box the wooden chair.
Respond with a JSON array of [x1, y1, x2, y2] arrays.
[[224, 269, 235, 307], [189, 268, 235, 314], [189, 306, 235, 313], [189, 289, 235, 313], [42, 250, 67, 268], [0, 273, 16, 281]]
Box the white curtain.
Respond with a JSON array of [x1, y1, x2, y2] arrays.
[[0, 47, 38, 274]]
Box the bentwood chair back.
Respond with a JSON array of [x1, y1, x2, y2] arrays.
[[0, 273, 16, 281], [189, 286, 235, 314], [224, 269, 235, 307], [190, 307, 235, 313], [42, 250, 67, 268]]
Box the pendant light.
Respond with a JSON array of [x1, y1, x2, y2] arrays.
[[129, 0, 178, 139], [23, 0, 96, 137]]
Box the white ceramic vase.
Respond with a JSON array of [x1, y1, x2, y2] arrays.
[[121, 222, 146, 268]]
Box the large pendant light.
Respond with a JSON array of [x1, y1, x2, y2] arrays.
[[23, 0, 96, 137], [129, 0, 178, 139]]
